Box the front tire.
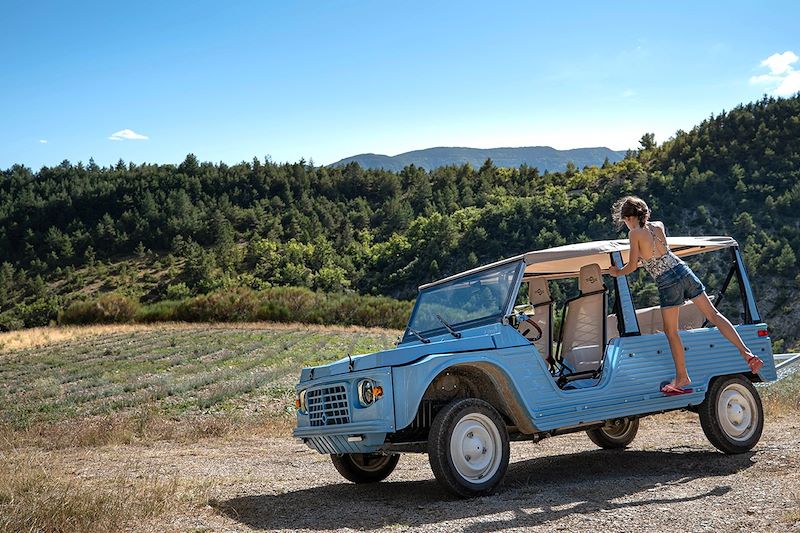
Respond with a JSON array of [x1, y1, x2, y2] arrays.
[[586, 418, 639, 449], [330, 453, 399, 483], [428, 398, 510, 498], [699, 375, 764, 454]]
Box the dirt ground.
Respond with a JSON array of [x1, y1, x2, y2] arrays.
[[39, 411, 800, 532]]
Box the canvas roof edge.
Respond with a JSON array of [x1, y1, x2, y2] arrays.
[[418, 236, 739, 290]]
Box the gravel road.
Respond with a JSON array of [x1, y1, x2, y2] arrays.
[[59, 412, 800, 532]]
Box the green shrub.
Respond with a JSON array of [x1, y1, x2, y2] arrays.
[[135, 300, 181, 323], [0, 310, 24, 331], [52, 286, 410, 329], [175, 287, 259, 322], [318, 293, 412, 329], [15, 296, 62, 328], [255, 300, 292, 322], [165, 282, 191, 300], [254, 287, 411, 329], [262, 286, 319, 316], [61, 294, 140, 325]]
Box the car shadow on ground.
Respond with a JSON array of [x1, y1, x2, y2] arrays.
[[213, 447, 753, 531]]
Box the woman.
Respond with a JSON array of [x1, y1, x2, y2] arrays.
[[607, 196, 763, 395]]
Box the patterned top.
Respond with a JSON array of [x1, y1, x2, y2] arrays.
[[639, 222, 683, 279]]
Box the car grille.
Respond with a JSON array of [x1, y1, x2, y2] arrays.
[[308, 384, 350, 427]]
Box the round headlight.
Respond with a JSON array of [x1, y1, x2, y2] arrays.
[[357, 379, 375, 407], [297, 389, 308, 413]]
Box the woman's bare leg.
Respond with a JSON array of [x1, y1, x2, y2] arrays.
[[691, 292, 754, 360], [661, 306, 691, 387]]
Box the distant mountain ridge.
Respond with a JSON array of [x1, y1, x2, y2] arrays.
[[330, 146, 629, 172]]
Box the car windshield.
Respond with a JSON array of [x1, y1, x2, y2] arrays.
[[404, 261, 521, 341]]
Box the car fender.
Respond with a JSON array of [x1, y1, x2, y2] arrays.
[[392, 347, 544, 434]]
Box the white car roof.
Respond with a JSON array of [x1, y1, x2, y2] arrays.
[[420, 236, 738, 289]]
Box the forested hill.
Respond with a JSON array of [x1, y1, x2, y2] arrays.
[[1, 95, 799, 348], [330, 146, 627, 172]]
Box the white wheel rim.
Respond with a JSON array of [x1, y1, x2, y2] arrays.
[[449, 413, 502, 483], [716, 383, 758, 442]]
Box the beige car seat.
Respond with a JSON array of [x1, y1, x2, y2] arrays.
[[607, 296, 714, 339], [519, 277, 553, 364], [558, 263, 606, 375]]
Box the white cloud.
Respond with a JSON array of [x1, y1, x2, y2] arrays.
[[108, 128, 149, 141], [776, 70, 800, 96], [761, 51, 798, 75], [39, 139, 48, 144], [749, 73, 781, 84], [750, 51, 800, 96], [621, 88, 636, 98]]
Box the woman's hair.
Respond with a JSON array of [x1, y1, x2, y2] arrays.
[[612, 196, 650, 228]]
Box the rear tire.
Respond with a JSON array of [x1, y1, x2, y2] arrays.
[[698, 375, 763, 454], [428, 398, 510, 498], [330, 453, 399, 483], [586, 418, 639, 449]]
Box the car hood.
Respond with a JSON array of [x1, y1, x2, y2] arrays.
[[298, 326, 506, 383]]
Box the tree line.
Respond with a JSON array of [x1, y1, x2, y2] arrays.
[[1, 95, 798, 345]]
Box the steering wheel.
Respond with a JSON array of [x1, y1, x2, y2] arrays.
[[520, 318, 543, 342]]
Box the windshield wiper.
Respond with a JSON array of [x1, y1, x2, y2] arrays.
[[406, 327, 431, 344], [436, 314, 462, 339]]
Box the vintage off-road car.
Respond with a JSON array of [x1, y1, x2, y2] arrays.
[[294, 237, 777, 497]]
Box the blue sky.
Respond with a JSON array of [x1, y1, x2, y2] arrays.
[[1, 1, 798, 169]]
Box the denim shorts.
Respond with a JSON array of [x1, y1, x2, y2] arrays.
[[655, 263, 706, 308]]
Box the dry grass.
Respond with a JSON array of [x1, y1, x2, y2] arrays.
[[0, 324, 157, 354], [761, 371, 800, 416], [762, 395, 799, 417], [0, 451, 206, 533], [0, 321, 400, 354], [0, 410, 295, 451]]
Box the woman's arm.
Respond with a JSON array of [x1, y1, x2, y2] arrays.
[[609, 231, 640, 277]]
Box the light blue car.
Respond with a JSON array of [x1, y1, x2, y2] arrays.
[[294, 236, 776, 497]]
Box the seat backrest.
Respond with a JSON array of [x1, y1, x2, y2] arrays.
[[559, 264, 606, 374], [606, 295, 715, 338], [618, 297, 713, 335], [579, 263, 603, 293], [527, 277, 553, 363]]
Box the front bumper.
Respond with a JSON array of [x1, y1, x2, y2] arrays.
[[294, 421, 393, 453]]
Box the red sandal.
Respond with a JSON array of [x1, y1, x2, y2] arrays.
[[747, 355, 764, 374], [660, 382, 694, 396]]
